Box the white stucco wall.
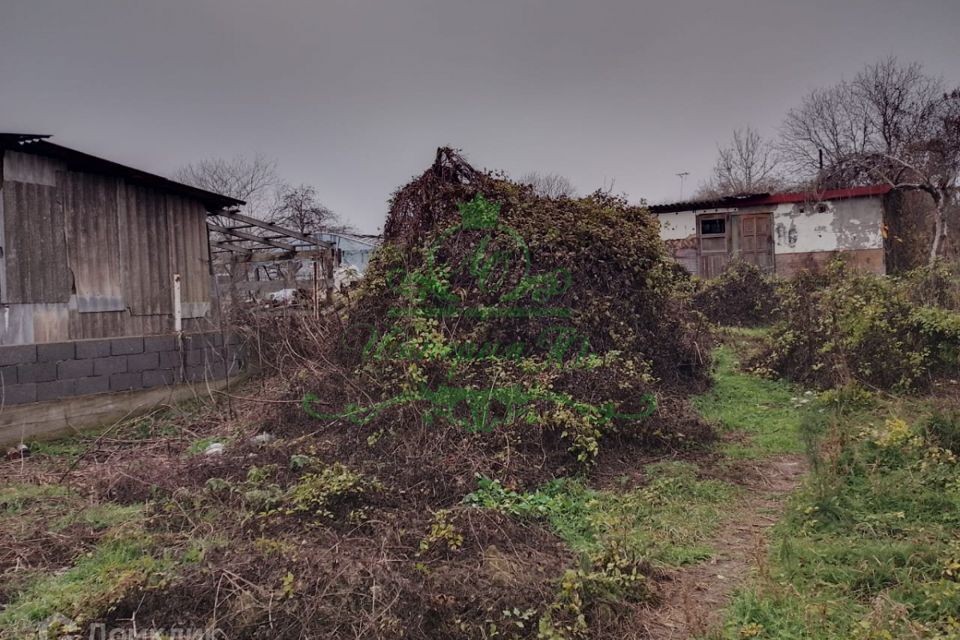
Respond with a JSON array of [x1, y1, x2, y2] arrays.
[[656, 211, 697, 240], [768, 197, 884, 255], [654, 195, 886, 263]]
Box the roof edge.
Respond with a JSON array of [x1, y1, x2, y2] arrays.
[[650, 184, 892, 214], [0, 133, 244, 210]]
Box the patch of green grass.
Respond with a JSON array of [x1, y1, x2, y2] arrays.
[[25, 437, 88, 459], [694, 345, 810, 459], [716, 397, 960, 640], [466, 461, 735, 568], [50, 503, 144, 532], [0, 535, 171, 636], [0, 483, 71, 515], [722, 326, 772, 339]]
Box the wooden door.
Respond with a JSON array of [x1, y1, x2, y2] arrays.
[[697, 214, 729, 278], [739, 213, 774, 272]]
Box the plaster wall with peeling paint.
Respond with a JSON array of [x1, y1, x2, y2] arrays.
[[653, 194, 887, 277], [771, 198, 883, 255], [656, 211, 698, 241]]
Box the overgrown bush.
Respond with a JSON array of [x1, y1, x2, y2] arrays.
[[691, 259, 780, 327], [311, 148, 715, 472], [753, 260, 960, 390]]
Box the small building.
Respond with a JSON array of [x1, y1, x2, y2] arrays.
[[0, 133, 242, 429], [650, 185, 893, 278]]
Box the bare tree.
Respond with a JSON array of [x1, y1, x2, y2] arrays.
[[779, 57, 959, 263], [780, 81, 872, 178], [174, 153, 279, 216], [519, 172, 577, 198], [842, 92, 960, 263], [696, 126, 784, 198], [270, 183, 338, 237]]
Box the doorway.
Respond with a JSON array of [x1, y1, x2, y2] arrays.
[[697, 214, 729, 278], [739, 213, 774, 272]]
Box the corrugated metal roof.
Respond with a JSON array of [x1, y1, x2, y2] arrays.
[[649, 185, 892, 214], [649, 192, 770, 213], [0, 133, 244, 210]]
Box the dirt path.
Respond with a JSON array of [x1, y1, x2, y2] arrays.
[[640, 455, 808, 639]]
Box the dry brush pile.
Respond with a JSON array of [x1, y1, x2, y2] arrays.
[[48, 149, 718, 640]]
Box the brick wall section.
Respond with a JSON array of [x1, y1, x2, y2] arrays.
[[0, 332, 242, 406]]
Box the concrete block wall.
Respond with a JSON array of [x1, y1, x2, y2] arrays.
[[0, 331, 242, 406]]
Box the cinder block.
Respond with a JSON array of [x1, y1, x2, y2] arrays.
[[142, 369, 176, 388], [185, 349, 208, 366], [37, 342, 76, 363], [2, 383, 37, 405], [181, 334, 202, 350], [126, 352, 159, 373], [185, 332, 224, 350], [0, 366, 18, 386], [111, 337, 144, 356], [75, 375, 110, 396], [0, 344, 37, 367], [18, 362, 58, 383], [109, 372, 143, 391], [36, 379, 77, 402], [144, 335, 178, 352], [93, 356, 128, 376], [158, 350, 182, 369], [75, 339, 112, 359], [57, 359, 94, 379]]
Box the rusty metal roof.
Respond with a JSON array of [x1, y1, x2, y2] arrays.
[[649, 185, 892, 214], [649, 193, 769, 214], [0, 133, 244, 210]]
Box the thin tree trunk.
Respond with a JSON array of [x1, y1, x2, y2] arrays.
[[928, 196, 946, 266]]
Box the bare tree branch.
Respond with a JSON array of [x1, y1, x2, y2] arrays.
[[696, 126, 784, 198], [518, 172, 577, 198], [174, 153, 279, 218], [269, 183, 339, 237]]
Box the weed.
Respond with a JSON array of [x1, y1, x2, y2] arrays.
[[539, 542, 652, 639], [418, 509, 464, 553], [281, 463, 381, 520]]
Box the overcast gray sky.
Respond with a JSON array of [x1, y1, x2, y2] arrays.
[[2, 0, 958, 232]]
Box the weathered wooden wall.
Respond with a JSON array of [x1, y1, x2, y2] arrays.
[[0, 150, 215, 345]]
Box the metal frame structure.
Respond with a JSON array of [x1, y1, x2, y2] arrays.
[[209, 210, 340, 312]]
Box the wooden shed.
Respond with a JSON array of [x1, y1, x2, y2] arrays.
[[0, 134, 249, 441], [0, 133, 242, 345]]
